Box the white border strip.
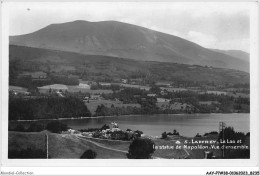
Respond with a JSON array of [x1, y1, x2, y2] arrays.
[[0, 0, 259, 174]]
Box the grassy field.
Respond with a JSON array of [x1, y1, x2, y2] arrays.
[[67, 86, 113, 94], [9, 131, 126, 159], [80, 136, 131, 151], [9, 131, 222, 159]]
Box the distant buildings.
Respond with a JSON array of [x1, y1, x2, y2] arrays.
[[155, 81, 171, 87], [156, 98, 170, 103], [147, 93, 157, 97], [90, 94, 102, 100], [99, 82, 112, 86], [78, 83, 91, 89], [121, 79, 128, 84], [17, 71, 48, 81], [38, 84, 68, 94], [199, 101, 220, 105], [31, 71, 47, 81], [9, 86, 30, 95]]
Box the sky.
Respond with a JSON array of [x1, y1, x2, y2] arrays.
[[7, 2, 251, 52]]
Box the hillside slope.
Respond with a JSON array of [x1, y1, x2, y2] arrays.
[[9, 45, 249, 84], [10, 20, 249, 72], [211, 49, 249, 63]]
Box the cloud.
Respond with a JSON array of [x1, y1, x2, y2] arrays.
[[187, 31, 218, 47], [7, 2, 251, 51]]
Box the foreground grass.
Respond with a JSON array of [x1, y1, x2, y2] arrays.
[[9, 131, 222, 159], [81, 136, 131, 151], [9, 131, 126, 159]]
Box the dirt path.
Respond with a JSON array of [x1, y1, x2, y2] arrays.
[[74, 135, 128, 153], [74, 135, 166, 159]]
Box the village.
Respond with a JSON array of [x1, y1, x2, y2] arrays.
[[9, 70, 250, 118]]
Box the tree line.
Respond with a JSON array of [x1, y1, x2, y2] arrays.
[[9, 96, 91, 120]]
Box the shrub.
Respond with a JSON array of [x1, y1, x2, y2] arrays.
[[195, 133, 202, 137], [173, 129, 179, 135], [134, 130, 143, 138], [127, 138, 155, 159], [92, 131, 102, 138], [79, 128, 100, 132], [80, 149, 97, 159], [161, 132, 167, 139], [100, 124, 110, 131], [209, 131, 218, 135], [204, 133, 209, 137], [218, 127, 246, 143], [218, 126, 249, 159], [204, 131, 218, 136], [13, 124, 26, 132], [46, 121, 68, 133], [27, 122, 44, 132]]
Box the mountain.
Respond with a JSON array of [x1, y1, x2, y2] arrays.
[[10, 20, 249, 72], [9, 45, 250, 84], [211, 49, 249, 63]]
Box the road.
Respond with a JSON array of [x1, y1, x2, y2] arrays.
[[73, 135, 128, 153]]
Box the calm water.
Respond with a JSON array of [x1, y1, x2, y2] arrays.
[[62, 113, 249, 137]]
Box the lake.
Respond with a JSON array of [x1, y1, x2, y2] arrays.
[[62, 113, 249, 137]]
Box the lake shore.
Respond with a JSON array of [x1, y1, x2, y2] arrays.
[[9, 113, 249, 122]]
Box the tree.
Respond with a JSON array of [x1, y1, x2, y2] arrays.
[[27, 122, 44, 132], [195, 133, 202, 137], [173, 129, 180, 136], [161, 132, 167, 139], [46, 121, 68, 133], [218, 126, 249, 159], [149, 86, 161, 94], [127, 138, 155, 159], [100, 124, 110, 130], [218, 127, 243, 143], [13, 124, 26, 132], [80, 149, 97, 159], [134, 130, 143, 138]]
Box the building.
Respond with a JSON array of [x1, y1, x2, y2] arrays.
[[31, 71, 47, 80], [157, 98, 170, 103], [121, 79, 128, 84], [129, 78, 143, 85], [17, 72, 47, 81], [155, 81, 171, 87], [99, 82, 111, 86], [147, 93, 157, 97], [90, 94, 102, 100], [78, 83, 91, 89], [9, 86, 30, 95], [199, 101, 220, 105], [38, 84, 68, 94]]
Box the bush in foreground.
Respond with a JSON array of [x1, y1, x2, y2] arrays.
[[161, 132, 167, 139], [46, 121, 68, 133], [80, 149, 97, 159], [13, 124, 26, 132], [127, 138, 155, 159], [27, 122, 45, 132]]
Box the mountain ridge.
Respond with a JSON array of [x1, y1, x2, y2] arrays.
[[9, 44, 250, 85], [9, 20, 249, 72]]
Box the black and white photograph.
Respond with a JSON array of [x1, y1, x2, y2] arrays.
[[1, 1, 259, 175]]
